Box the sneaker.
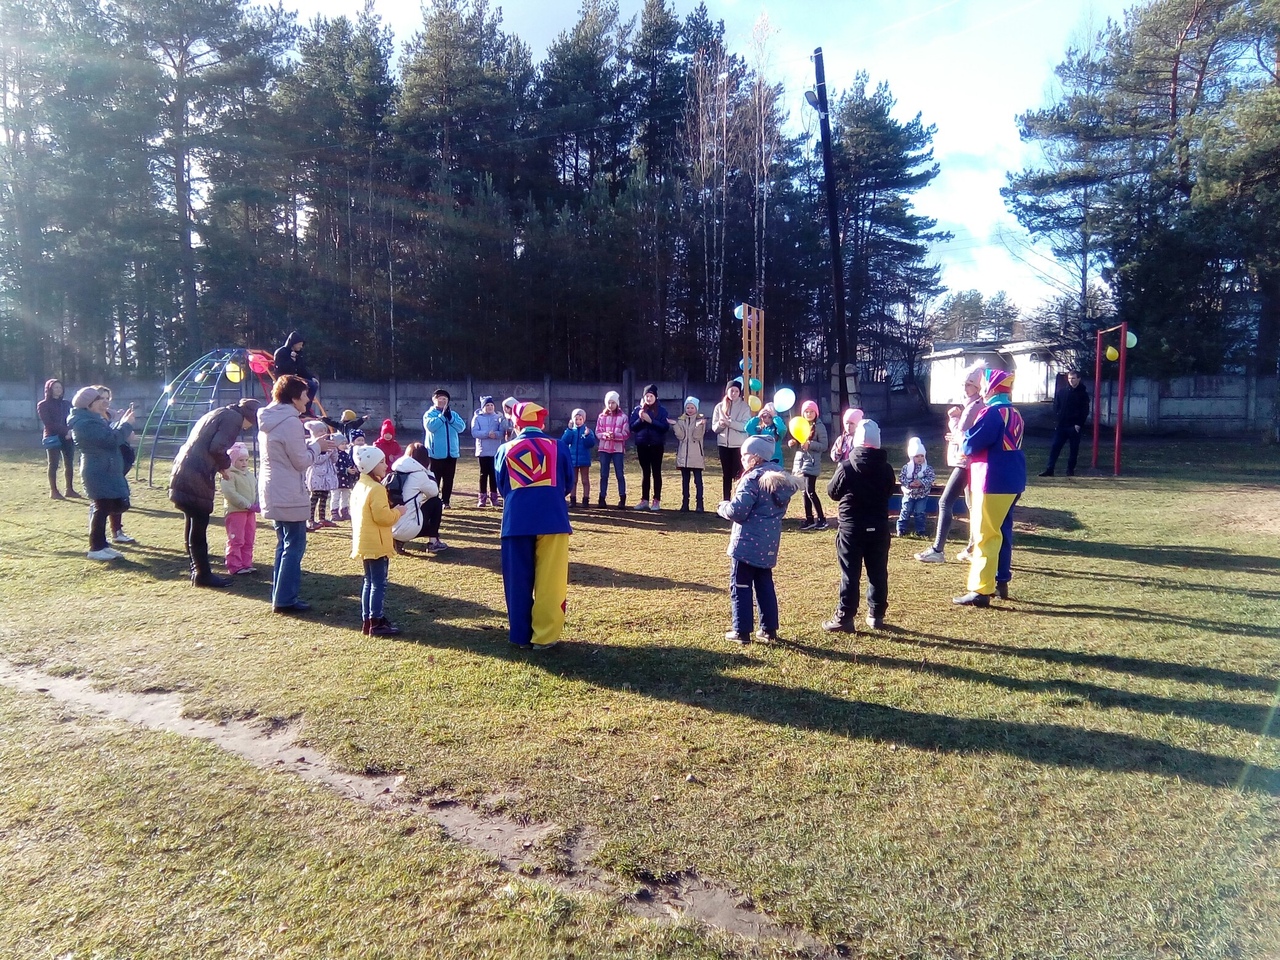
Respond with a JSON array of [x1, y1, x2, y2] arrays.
[[632, 501, 650, 510], [865, 614, 884, 630], [493, 497, 504, 508], [812, 520, 829, 531], [650, 500, 661, 511], [478, 495, 488, 508], [531, 639, 560, 651], [952, 592, 991, 607], [996, 581, 1010, 600], [955, 547, 973, 562], [822, 617, 856, 633], [914, 547, 946, 563], [112, 530, 136, 544], [724, 630, 751, 645], [754, 628, 779, 643], [799, 520, 815, 531], [234, 567, 256, 575], [87, 547, 122, 561], [1038, 469, 1054, 477], [305, 520, 317, 532], [429, 539, 449, 552]]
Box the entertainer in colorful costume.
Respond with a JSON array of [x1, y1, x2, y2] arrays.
[[494, 402, 573, 648], [953, 369, 1026, 607]]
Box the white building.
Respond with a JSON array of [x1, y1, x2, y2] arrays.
[[923, 341, 1067, 405]]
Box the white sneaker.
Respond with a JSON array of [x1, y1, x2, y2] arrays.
[[956, 547, 973, 562], [87, 547, 122, 561], [650, 499, 661, 511], [112, 531, 136, 544], [865, 614, 883, 629], [234, 567, 256, 575], [914, 547, 945, 563]]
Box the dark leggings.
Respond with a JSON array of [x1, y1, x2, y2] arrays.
[[717, 445, 741, 501], [182, 507, 211, 577], [435, 457, 458, 505], [310, 490, 329, 523], [46, 439, 74, 491], [802, 474, 825, 522], [477, 455, 496, 495], [637, 444, 664, 501], [931, 466, 970, 552]]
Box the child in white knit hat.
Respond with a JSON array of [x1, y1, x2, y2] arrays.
[[220, 442, 258, 574], [896, 437, 935, 537]]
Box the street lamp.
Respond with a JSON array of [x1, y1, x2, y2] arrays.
[[806, 48, 851, 412]]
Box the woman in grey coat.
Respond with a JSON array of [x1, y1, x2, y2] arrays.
[[169, 399, 260, 587], [68, 386, 137, 561]]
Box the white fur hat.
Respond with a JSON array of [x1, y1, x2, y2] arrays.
[[353, 445, 385, 475]]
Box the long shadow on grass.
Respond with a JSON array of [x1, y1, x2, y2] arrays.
[[782, 638, 1278, 736], [886, 627, 1277, 693], [1017, 564, 1280, 601], [1012, 598, 1276, 639], [399, 622, 1280, 795], [1018, 532, 1280, 574]]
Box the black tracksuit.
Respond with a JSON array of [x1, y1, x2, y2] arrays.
[[1045, 379, 1089, 474], [827, 447, 897, 622]]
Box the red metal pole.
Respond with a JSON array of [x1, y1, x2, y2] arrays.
[[1115, 322, 1127, 476], [1091, 329, 1103, 470]]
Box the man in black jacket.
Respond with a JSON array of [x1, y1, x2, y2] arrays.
[[822, 419, 898, 632], [272, 330, 319, 416], [1040, 369, 1088, 477]]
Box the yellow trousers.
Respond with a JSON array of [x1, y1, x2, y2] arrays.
[[967, 490, 1017, 595]]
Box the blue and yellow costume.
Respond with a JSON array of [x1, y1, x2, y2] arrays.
[[494, 402, 574, 648], [958, 369, 1026, 603]]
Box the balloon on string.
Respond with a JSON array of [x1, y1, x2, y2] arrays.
[[747, 395, 762, 413], [773, 387, 796, 413], [225, 362, 244, 383], [738, 358, 752, 372], [1126, 331, 1138, 349], [248, 353, 270, 374], [788, 416, 811, 444], [734, 304, 745, 320], [1105, 346, 1119, 361], [749, 377, 762, 392]]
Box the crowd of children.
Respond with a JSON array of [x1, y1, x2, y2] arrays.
[[57, 366, 1024, 648]]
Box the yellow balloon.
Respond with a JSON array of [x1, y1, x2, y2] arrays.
[[225, 361, 244, 383], [747, 395, 762, 413], [1105, 346, 1119, 361], [788, 416, 811, 444]]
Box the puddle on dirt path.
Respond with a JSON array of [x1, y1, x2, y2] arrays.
[[0, 661, 832, 957]]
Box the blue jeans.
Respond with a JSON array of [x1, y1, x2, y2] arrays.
[[271, 520, 308, 607], [897, 496, 928, 535], [730, 559, 778, 635], [362, 557, 389, 621], [598, 452, 626, 502]]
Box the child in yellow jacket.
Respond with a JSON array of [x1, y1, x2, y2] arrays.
[[351, 446, 406, 636]]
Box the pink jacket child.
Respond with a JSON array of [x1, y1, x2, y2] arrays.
[[220, 442, 259, 575], [595, 390, 631, 507]]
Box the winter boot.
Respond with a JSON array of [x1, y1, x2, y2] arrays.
[[370, 617, 401, 637]]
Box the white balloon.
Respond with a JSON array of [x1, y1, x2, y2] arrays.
[[773, 387, 796, 413]]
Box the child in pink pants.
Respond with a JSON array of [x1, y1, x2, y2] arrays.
[[220, 442, 259, 574]]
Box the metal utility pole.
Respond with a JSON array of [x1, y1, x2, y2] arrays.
[[808, 47, 850, 411]]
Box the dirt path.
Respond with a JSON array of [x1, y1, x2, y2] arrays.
[[0, 659, 832, 957]]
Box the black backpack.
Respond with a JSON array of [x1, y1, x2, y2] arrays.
[[383, 469, 408, 507]]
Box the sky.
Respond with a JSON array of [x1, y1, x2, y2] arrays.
[[285, 0, 1136, 313]]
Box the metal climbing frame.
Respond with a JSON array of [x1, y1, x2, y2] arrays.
[[137, 347, 275, 486]]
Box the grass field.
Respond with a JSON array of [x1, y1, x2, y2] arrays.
[[1, 440, 1278, 959]]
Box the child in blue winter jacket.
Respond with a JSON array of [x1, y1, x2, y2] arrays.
[[897, 437, 936, 537], [717, 435, 798, 645], [471, 395, 505, 507], [562, 408, 598, 507]]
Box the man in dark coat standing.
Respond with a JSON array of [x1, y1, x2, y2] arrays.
[[1040, 369, 1089, 477], [169, 399, 261, 587]]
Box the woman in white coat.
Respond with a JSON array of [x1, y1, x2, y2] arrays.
[[389, 442, 447, 552]]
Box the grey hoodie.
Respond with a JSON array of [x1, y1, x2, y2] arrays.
[[257, 402, 323, 522]]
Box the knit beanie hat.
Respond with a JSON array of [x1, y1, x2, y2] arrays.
[[963, 360, 988, 388], [514, 401, 547, 429], [227, 442, 249, 462], [726, 379, 742, 394], [801, 400, 819, 418], [761, 403, 776, 417], [72, 386, 101, 409], [305, 419, 329, 437], [353, 444, 385, 475], [642, 383, 658, 400], [232, 398, 261, 424], [341, 408, 358, 422], [604, 390, 620, 406], [684, 396, 700, 411], [380, 418, 395, 438], [349, 429, 366, 442], [503, 396, 518, 412], [842, 408, 864, 427], [480, 395, 494, 408], [908, 436, 926, 458], [854, 420, 881, 449], [741, 435, 774, 461], [571, 407, 586, 421]]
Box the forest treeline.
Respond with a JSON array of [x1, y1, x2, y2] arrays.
[[1, 0, 1277, 385]]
